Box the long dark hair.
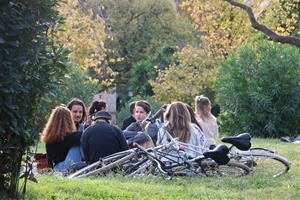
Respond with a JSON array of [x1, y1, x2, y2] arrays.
[[67, 98, 87, 122], [88, 100, 107, 116]]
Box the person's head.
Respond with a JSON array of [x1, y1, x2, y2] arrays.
[[41, 106, 76, 144], [185, 104, 203, 131], [67, 98, 87, 124], [134, 100, 151, 122], [195, 95, 212, 120], [88, 100, 107, 116], [129, 101, 136, 116], [164, 101, 191, 143]]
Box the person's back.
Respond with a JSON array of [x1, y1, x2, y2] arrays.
[[121, 101, 136, 130], [195, 95, 219, 149], [81, 117, 128, 164]]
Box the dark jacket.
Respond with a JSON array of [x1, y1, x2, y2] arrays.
[[81, 121, 128, 164], [46, 131, 82, 168], [121, 115, 136, 130], [123, 122, 158, 145]]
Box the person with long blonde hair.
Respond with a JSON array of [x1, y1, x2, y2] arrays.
[[157, 101, 205, 157], [195, 95, 219, 149], [41, 106, 82, 172]]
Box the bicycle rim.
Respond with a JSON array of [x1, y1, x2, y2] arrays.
[[202, 160, 250, 177], [237, 149, 290, 177]]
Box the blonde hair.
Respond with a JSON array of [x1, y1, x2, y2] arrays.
[[40, 106, 76, 144], [195, 95, 213, 121], [164, 101, 191, 143]]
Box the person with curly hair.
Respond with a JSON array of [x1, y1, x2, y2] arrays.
[[40, 106, 82, 172]]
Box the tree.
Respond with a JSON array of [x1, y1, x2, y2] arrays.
[[57, 0, 115, 88], [223, 0, 300, 47], [99, 0, 198, 102], [150, 46, 217, 105], [36, 67, 101, 130], [218, 40, 300, 137], [130, 43, 177, 96], [179, 0, 284, 59], [0, 0, 69, 196], [180, 0, 300, 52]]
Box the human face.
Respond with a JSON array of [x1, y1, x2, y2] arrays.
[[206, 102, 212, 113], [134, 105, 148, 122], [70, 105, 83, 123]]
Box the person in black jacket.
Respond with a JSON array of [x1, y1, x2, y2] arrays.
[[121, 101, 136, 130], [81, 111, 128, 164], [40, 106, 83, 172]]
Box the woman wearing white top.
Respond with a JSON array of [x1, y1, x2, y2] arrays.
[[195, 95, 219, 149], [156, 101, 205, 158]]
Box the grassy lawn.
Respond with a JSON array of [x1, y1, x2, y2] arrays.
[[23, 138, 299, 199]]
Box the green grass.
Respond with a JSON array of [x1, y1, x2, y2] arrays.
[[24, 138, 300, 200]]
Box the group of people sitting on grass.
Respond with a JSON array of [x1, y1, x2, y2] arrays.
[[40, 95, 219, 173]]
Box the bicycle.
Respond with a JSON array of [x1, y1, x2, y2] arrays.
[[151, 129, 250, 178], [221, 133, 291, 177]]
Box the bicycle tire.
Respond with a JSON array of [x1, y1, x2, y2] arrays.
[[78, 152, 137, 178], [236, 149, 290, 177], [201, 160, 250, 177], [68, 150, 136, 178]]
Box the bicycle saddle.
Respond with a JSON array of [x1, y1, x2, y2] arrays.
[[221, 133, 251, 151], [203, 144, 230, 165]]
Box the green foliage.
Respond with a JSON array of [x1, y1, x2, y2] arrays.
[[151, 46, 217, 105], [130, 43, 177, 96], [116, 95, 162, 128], [0, 0, 69, 195], [36, 67, 101, 129], [218, 40, 300, 137], [100, 0, 198, 101]]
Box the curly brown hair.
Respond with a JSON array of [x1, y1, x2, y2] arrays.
[[40, 106, 76, 144]]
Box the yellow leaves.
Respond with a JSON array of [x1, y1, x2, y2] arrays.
[[151, 46, 217, 104], [56, 0, 106, 69], [109, 57, 125, 63], [276, 26, 286, 33]]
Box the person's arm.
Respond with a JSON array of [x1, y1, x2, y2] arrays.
[[123, 122, 141, 140], [80, 130, 89, 162], [130, 123, 159, 145], [63, 131, 82, 148]]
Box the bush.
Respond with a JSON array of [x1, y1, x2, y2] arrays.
[[218, 40, 300, 137], [0, 0, 68, 196]]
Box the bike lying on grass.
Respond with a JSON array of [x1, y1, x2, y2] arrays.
[[221, 133, 291, 177]]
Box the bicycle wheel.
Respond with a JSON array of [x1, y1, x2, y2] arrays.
[[68, 150, 136, 178], [201, 160, 250, 177], [236, 148, 290, 177]]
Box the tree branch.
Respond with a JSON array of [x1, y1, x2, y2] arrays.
[[223, 0, 300, 47]]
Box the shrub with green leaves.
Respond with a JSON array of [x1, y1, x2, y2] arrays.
[[0, 0, 69, 196], [218, 40, 300, 137]]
